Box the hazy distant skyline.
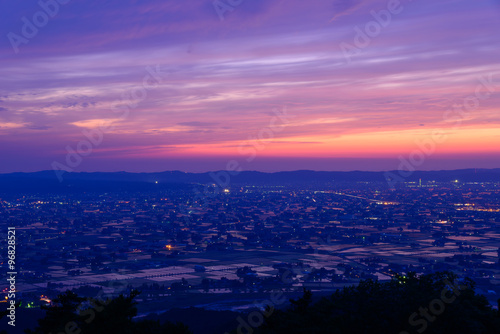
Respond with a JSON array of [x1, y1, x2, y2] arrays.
[[1, 0, 500, 173]]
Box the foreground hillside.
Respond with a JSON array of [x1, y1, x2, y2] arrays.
[[254, 272, 500, 334]]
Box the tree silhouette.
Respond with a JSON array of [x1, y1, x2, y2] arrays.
[[257, 272, 500, 334], [26, 290, 86, 334], [25, 290, 191, 334]]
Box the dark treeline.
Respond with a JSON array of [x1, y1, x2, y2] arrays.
[[253, 272, 500, 334]]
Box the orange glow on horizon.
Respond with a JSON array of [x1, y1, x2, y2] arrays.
[[112, 124, 500, 160]]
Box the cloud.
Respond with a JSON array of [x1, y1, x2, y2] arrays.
[[1, 0, 499, 172], [177, 121, 220, 127], [70, 119, 120, 128], [0, 122, 26, 130], [330, 0, 364, 21], [27, 125, 52, 130]]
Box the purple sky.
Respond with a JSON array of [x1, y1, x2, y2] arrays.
[[1, 0, 500, 173]]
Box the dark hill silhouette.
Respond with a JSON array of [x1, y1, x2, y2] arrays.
[[252, 272, 500, 334], [0, 169, 499, 194], [7, 272, 500, 334], [142, 307, 242, 334]]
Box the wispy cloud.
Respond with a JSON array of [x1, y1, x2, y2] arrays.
[[330, 0, 364, 21], [1, 0, 499, 171]]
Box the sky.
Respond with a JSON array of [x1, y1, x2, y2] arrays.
[[0, 0, 499, 173]]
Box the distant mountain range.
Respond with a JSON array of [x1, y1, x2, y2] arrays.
[[0, 168, 499, 194]]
